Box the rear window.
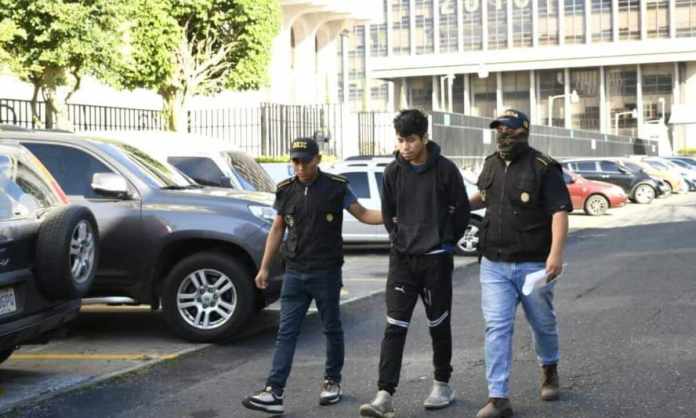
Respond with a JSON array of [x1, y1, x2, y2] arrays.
[[168, 156, 227, 187], [1, 150, 61, 220], [576, 161, 597, 172], [225, 152, 275, 193], [341, 172, 370, 199]]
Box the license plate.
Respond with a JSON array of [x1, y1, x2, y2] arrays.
[[0, 287, 17, 315]]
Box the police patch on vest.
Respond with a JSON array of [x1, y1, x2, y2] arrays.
[[285, 214, 295, 227], [521, 192, 530, 203], [326, 213, 334, 222]]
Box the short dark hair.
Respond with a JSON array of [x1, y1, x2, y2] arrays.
[[393, 109, 428, 138]]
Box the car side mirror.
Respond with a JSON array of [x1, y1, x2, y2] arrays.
[[91, 172, 129, 198], [617, 166, 629, 174]]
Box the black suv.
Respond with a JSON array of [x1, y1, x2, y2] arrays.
[[561, 158, 661, 204], [0, 130, 283, 342], [1, 143, 98, 364]]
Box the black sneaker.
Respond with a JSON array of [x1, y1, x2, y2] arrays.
[[319, 379, 342, 405], [242, 386, 284, 414]]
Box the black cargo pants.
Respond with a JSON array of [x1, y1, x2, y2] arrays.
[[377, 251, 454, 395]]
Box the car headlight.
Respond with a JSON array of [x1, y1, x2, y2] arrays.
[[249, 205, 276, 224]]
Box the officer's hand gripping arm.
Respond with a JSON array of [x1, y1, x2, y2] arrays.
[[347, 201, 383, 225]]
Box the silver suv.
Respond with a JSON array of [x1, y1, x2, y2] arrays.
[[1, 129, 283, 343]]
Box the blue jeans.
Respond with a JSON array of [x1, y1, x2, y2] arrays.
[[266, 269, 344, 392], [480, 257, 560, 398]]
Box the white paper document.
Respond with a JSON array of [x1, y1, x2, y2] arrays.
[[522, 264, 567, 296]]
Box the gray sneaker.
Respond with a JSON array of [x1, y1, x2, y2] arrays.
[[423, 380, 455, 410], [319, 379, 342, 405], [359, 390, 395, 418]]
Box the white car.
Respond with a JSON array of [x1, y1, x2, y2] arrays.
[[327, 156, 485, 256], [87, 131, 276, 193]]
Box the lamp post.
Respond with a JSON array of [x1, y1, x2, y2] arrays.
[[614, 108, 638, 135], [547, 90, 579, 127]]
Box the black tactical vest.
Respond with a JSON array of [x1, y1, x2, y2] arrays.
[[476, 147, 560, 262], [277, 171, 347, 272]]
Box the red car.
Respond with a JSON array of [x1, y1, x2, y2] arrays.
[[563, 170, 628, 216]]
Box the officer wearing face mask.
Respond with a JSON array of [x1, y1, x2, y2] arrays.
[[469, 110, 572, 418]]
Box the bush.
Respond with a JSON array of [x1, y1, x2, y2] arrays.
[[677, 148, 696, 156]]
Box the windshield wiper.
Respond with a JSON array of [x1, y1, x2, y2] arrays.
[[160, 184, 204, 190]]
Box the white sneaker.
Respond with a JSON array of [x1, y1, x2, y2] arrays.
[[242, 386, 284, 414], [359, 390, 395, 418], [423, 380, 455, 410], [319, 379, 343, 405]]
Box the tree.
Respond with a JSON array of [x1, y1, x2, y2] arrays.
[[0, 0, 125, 128], [0, 19, 23, 68], [119, 0, 281, 131]]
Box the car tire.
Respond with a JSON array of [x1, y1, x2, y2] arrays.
[[0, 348, 14, 364], [584, 194, 609, 216], [161, 252, 255, 342], [631, 184, 656, 204], [34, 206, 99, 301], [455, 217, 481, 256]]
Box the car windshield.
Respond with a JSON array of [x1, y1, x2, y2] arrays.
[[110, 143, 195, 188], [621, 161, 643, 173], [225, 151, 275, 193], [645, 160, 670, 170]]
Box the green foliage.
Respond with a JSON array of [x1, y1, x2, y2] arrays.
[[0, 18, 23, 67], [677, 148, 696, 156]]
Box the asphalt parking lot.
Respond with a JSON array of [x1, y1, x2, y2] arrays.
[[0, 193, 691, 414]]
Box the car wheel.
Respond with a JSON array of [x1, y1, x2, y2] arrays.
[[584, 194, 609, 216], [632, 184, 656, 204], [455, 217, 481, 256], [162, 252, 255, 342], [0, 348, 14, 364], [35, 206, 99, 300]]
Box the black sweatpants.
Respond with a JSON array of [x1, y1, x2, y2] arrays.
[[377, 251, 454, 395]]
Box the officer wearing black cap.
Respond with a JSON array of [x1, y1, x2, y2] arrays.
[[469, 110, 572, 418], [242, 137, 382, 415]]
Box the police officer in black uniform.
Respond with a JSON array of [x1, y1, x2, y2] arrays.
[[242, 137, 382, 415], [469, 110, 572, 418]]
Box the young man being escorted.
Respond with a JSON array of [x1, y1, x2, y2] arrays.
[[360, 109, 471, 418]]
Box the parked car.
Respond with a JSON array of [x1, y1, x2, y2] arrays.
[[561, 158, 661, 204], [662, 158, 696, 191], [0, 143, 98, 364], [664, 156, 696, 169], [626, 157, 687, 194], [562, 170, 627, 215], [92, 131, 276, 193], [0, 129, 283, 342], [641, 157, 695, 193], [615, 159, 672, 198], [326, 156, 485, 256]]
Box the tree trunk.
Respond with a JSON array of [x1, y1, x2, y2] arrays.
[[30, 83, 42, 128], [162, 91, 188, 132], [42, 86, 72, 131]]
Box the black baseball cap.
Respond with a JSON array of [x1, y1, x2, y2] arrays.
[[290, 137, 319, 162], [490, 109, 530, 130]]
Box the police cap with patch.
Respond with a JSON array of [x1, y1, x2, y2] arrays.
[[490, 109, 530, 130], [290, 137, 319, 162]]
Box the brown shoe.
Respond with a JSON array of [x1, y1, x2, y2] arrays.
[[541, 364, 560, 401], [476, 398, 513, 418]]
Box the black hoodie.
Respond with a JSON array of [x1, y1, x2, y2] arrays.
[[381, 142, 471, 255]]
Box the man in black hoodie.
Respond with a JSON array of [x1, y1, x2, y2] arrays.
[[360, 109, 470, 418]]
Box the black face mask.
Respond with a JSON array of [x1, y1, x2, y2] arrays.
[[496, 131, 529, 161]]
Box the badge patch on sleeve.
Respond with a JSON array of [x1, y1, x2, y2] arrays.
[[481, 190, 487, 202], [521, 192, 530, 203], [326, 213, 334, 222]]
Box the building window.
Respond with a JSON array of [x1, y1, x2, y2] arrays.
[[370, 1, 389, 57], [642, 64, 673, 123], [618, 0, 641, 40], [512, 0, 533, 47], [536, 69, 566, 127], [565, 0, 586, 43], [471, 75, 497, 117], [453, 75, 465, 113], [439, 0, 459, 52], [415, 0, 435, 54], [409, 77, 434, 112], [570, 68, 600, 131], [538, 0, 559, 45], [392, 0, 411, 55], [348, 26, 366, 111], [606, 66, 638, 136], [675, 0, 696, 37], [370, 80, 390, 112], [462, 0, 483, 50], [646, 0, 670, 38], [488, 0, 509, 49], [591, 0, 613, 42], [502, 72, 531, 116], [337, 34, 344, 102]]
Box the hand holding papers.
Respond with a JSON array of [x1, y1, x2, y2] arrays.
[[522, 264, 567, 296]]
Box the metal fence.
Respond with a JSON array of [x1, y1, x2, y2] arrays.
[[0, 98, 165, 131]]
